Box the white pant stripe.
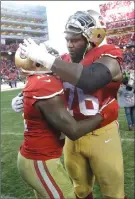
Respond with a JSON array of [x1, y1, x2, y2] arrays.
[[37, 161, 60, 199]]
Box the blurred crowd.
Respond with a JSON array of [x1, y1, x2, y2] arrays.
[[1, 43, 19, 52], [100, 1, 134, 23], [122, 47, 135, 70], [107, 33, 133, 47], [1, 57, 19, 83], [106, 19, 134, 29]]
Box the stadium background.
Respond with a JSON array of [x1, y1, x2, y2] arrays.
[[1, 1, 135, 88], [1, 1, 135, 199], [1, 1, 49, 88]]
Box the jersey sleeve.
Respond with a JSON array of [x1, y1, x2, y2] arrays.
[[61, 53, 71, 62], [34, 75, 63, 99], [24, 75, 64, 102], [100, 44, 123, 64]]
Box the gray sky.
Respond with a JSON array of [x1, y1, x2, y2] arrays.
[[6, 1, 109, 53]]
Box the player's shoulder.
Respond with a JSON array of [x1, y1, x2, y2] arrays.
[[98, 44, 123, 58], [24, 74, 64, 99], [99, 44, 121, 50]]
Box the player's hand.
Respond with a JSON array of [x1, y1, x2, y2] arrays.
[[99, 97, 119, 126], [11, 93, 24, 113], [19, 38, 56, 70]]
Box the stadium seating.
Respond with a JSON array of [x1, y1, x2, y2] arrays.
[[106, 19, 135, 29], [107, 33, 133, 47], [1, 43, 19, 52], [99, 1, 135, 71], [122, 48, 135, 70], [1, 57, 19, 82], [100, 1, 134, 23]]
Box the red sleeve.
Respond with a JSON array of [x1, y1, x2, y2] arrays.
[[60, 53, 71, 62], [23, 74, 64, 101], [100, 44, 123, 64]]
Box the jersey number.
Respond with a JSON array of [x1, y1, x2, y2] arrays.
[[64, 83, 99, 116]]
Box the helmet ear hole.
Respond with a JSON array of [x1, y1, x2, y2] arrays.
[[36, 63, 41, 67], [97, 34, 101, 38]]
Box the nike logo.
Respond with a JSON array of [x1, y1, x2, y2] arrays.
[[42, 79, 51, 82], [105, 138, 112, 143]]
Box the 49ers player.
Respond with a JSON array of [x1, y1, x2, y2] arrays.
[[14, 44, 119, 198], [15, 10, 126, 199]]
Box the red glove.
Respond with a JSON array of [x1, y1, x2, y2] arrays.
[[99, 97, 119, 127]]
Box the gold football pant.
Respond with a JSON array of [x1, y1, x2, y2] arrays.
[[17, 152, 76, 199], [64, 121, 125, 199]]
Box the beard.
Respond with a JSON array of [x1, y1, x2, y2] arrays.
[[70, 47, 86, 63], [70, 42, 93, 63]]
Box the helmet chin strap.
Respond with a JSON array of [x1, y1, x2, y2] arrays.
[[83, 41, 92, 58]]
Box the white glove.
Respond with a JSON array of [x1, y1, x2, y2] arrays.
[[11, 93, 24, 113], [19, 38, 56, 70]]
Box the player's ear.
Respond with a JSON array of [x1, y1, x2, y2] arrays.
[[35, 63, 41, 67]]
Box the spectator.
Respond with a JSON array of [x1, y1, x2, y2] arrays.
[[118, 71, 135, 131], [8, 70, 18, 88], [122, 71, 130, 84], [1, 43, 18, 53], [1, 57, 19, 83]]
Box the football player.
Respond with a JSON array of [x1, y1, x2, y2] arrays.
[[13, 44, 119, 199], [14, 10, 126, 199]]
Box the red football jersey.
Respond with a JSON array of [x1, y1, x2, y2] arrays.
[[62, 44, 122, 128], [20, 74, 66, 161]]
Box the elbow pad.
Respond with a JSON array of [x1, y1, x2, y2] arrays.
[[76, 62, 112, 92]]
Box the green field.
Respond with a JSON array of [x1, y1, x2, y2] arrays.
[[1, 89, 134, 199]]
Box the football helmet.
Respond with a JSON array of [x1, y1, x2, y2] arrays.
[[15, 48, 37, 70], [65, 10, 106, 46], [15, 42, 52, 75]]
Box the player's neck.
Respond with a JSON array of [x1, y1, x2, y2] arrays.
[[71, 56, 83, 63]]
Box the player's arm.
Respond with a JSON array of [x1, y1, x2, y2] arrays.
[[51, 56, 122, 91], [18, 38, 122, 92], [34, 95, 103, 141]]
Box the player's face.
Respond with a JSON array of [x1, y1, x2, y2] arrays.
[[65, 33, 87, 62]]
